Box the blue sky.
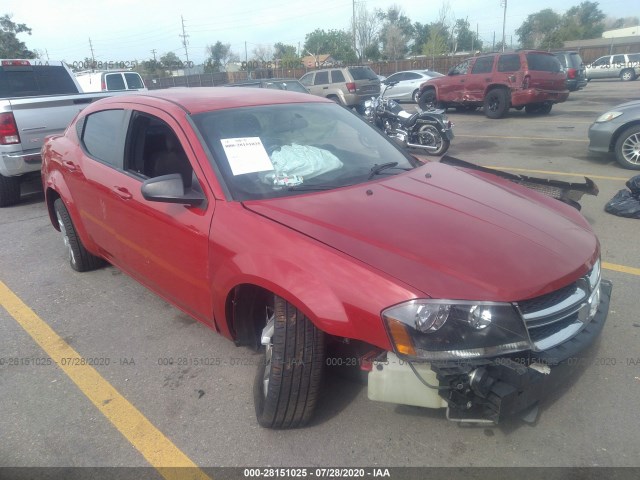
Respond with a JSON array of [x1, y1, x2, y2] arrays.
[[7, 0, 634, 64]]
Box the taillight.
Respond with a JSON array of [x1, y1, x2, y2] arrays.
[[0, 112, 20, 145], [567, 68, 577, 79], [522, 75, 530, 89], [346, 82, 356, 93], [101, 79, 106, 90]]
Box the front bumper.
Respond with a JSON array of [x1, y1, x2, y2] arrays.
[[368, 280, 611, 423], [588, 121, 618, 154]]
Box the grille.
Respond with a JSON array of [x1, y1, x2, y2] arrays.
[[515, 261, 600, 351]]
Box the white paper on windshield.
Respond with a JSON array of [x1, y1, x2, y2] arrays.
[[397, 110, 412, 119], [221, 137, 274, 176]]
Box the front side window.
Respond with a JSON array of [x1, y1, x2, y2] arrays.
[[450, 60, 471, 75], [314, 71, 329, 85], [300, 73, 313, 86], [592, 57, 609, 67], [81, 109, 128, 168], [192, 103, 417, 201]]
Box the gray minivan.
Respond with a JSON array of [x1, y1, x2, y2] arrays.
[[299, 66, 380, 107]]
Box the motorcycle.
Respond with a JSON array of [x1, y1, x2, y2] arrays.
[[358, 81, 454, 156]]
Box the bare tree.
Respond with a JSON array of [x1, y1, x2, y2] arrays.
[[251, 44, 273, 63], [384, 25, 407, 71], [353, 3, 382, 61]]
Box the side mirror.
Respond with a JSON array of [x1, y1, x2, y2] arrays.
[[141, 173, 205, 206]]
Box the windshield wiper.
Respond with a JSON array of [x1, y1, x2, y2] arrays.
[[367, 162, 411, 179]]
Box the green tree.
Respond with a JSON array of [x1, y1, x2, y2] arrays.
[[0, 14, 35, 58], [562, 1, 605, 40], [160, 51, 181, 70], [422, 28, 448, 58], [516, 9, 562, 48], [303, 29, 356, 64], [377, 5, 413, 60], [204, 42, 239, 72], [411, 22, 431, 55], [273, 42, 300, 68], [454, 18, 482, 52]]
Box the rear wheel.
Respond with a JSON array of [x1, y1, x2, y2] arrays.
[[254, 295, 325, 428], [483, 88, 509, 118], [54, 198, 104, 272], [0, 174, 21, 207], [415, 124, 450, 156], [620, 69, 636, 81], [412, 89, 421, 103], [614, 125, 640, 170]]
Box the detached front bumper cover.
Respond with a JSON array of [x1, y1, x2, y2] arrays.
[[430, 280, 612, 423]]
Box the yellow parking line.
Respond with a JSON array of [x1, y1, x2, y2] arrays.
[[456, 134, 588, 142], [602, 262, 640, 277], [483, 166, 629, 181], [0, 281, 212, 480]]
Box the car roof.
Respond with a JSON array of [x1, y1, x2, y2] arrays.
[[95, 87, 329, 114]]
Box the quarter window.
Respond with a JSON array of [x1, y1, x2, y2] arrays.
[[81, 109, 128, 168]]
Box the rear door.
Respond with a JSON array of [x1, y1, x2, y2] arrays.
[[524, 52, 566, 92]]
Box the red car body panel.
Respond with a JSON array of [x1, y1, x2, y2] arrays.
[[41, 88, 599, 355]]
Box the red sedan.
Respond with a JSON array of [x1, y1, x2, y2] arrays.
[[42, 88, 610, 428]]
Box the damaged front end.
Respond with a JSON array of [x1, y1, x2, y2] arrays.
[[440, 155, 599, 210], [367, 260, 612, 424]]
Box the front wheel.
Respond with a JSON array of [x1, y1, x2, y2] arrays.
[[483, 88, 509, 119], [614, 125, 640, 170], [254, 295, 325, 428], [415, 124, 450, 156], [417, 89, 437, 110]]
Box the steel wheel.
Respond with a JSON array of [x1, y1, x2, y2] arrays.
[[56, 209, 77, 267], [53, 198, 104, 271]]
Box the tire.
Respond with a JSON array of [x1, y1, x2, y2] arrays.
[[483, 88, 509, 119], [412, 89, 420, 103], [620, 69, 636, 82], [415, 124, 450, 156], [254, 295, 325, 429], [54, 198, 104, 272], [417, 89, 437, 110], [614, 125, 640, 170], [327, 95, 342, 105], [525, 103, 552, 115], [0, 174, 21, 207]]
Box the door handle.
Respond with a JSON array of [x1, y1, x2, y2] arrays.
[[62, 160, 77, 171], [112, 186, 132, 200]]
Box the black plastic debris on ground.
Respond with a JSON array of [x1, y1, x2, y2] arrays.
[[605, 174, 640, 219]]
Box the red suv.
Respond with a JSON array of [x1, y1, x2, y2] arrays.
[[417, 50, 569, 118]]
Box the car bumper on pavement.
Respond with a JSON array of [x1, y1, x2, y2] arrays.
[[588, 121, 618, 153], [511, 88, 570, 106]]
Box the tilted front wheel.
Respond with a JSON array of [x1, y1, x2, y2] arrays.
[[417, 89, 437, 110], [254, 295, 325, 428], [483, 88, 509, 118], [416, 124, 450, 156], [54, 198, 104, 272], [614, 125, 640, 170]]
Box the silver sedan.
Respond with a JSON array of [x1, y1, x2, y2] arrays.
[[588, 100, 640, 170], [382, 70, 444, 103]]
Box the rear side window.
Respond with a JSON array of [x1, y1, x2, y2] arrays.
[[628, 54, 640, 63], [526, 53, 561, 72], [331, 70, 345, 83], [348, 67, 377, 80], [497, 54, 521, 72], [81, 109, 128, 168], [314, 71, 329, 85], [0, 65, 78, 97], [105, 73, 126, 90], [124, 73, 144, 89], [471, 56, 494, 74]]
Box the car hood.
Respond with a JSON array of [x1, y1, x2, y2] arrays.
[[612, 100, 640, 112], [243, 163, 597, 302]]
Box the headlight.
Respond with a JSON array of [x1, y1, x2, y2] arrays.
[[382, 300, 530, 361], [595, 111, 623, 123]]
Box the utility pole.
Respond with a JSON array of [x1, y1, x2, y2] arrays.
[[88, 38, 95, 69], [500, 0, 507, 52], [179, 16, 190, 66], [352, 0, 357, 60], [151, 49, 157, 62]]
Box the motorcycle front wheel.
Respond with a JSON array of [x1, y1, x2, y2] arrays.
[[415, 124, 450, 156]]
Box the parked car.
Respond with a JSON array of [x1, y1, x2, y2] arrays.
[[588, 100, 640, 169], [585, 53, 640, 81], [0, 59, 118, 207], [417, 50, 569, 118], [553, 51, 587, 91], [75, 70, 147, 92], [225, 78, 308, 93], [42, 87, 610, 428], [382, 70, 444, 103], [299, 66, 380, 106]]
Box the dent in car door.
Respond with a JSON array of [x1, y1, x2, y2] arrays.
[[105, 109, 215, 324], [439, 59, 472, 103]]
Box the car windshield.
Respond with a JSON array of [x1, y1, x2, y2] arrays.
[[526, 53, 562, 72], [192, 102, 416, 201], [348, 67, 378, 80]]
